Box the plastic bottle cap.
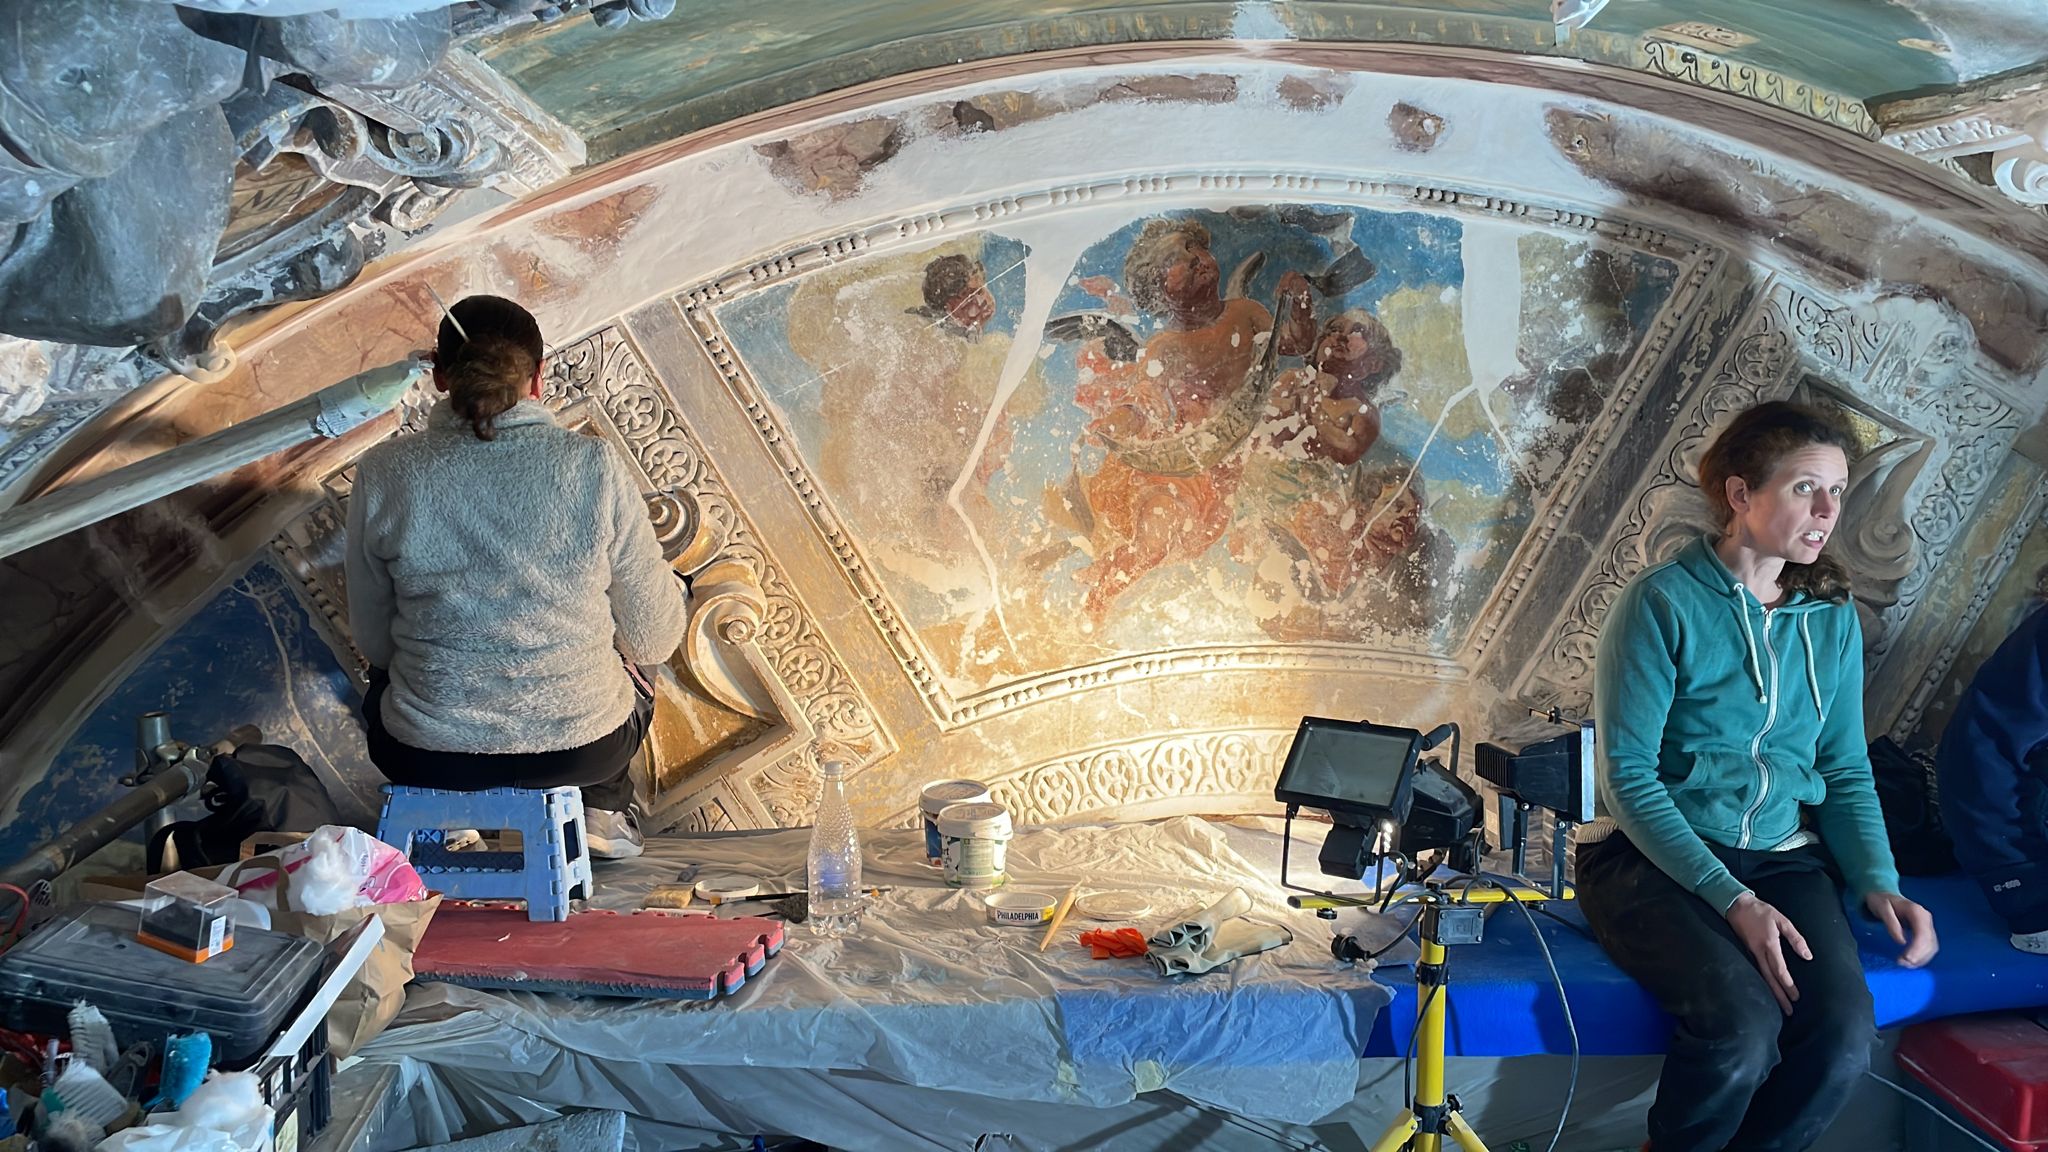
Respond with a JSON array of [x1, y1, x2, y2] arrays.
[[936, 802, 1012, 839], [692, 873, 763, 904], [920, 779, 993, 818]]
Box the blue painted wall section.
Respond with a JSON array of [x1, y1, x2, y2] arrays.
[[1, 560, 379, 869]]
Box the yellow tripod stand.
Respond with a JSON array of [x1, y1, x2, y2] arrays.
[[1365, 883, 1568, 1152]]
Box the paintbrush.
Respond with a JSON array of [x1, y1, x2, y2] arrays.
[[426, 284, 469, 342], [734, 886, 893, 904], [1039, 883, 1081, 953]]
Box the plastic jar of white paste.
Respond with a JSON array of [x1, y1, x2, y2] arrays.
[[937, 802, 1012, 889], [920, 780, 992, 864]]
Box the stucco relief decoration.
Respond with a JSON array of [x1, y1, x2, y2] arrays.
[[1877, 69, 2048, 207], [1524, 282, 1999, 713], [1526, 296, 1795, 712], [0, 0, 667, 427], [888, 729, 1297, 827], [545, 326, 889, 823], [708, 202, 1680, 722]]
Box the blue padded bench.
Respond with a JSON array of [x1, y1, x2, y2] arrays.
[[377, 785, 593, 922], [1363, 873, 2048, 1056]]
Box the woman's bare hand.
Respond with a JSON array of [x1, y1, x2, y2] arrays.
[[1865, 891, 1938, 968], [1725, 891, 1812, 1015]]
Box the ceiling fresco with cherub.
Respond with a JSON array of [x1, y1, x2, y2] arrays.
[[714, 204, 1680, 701]]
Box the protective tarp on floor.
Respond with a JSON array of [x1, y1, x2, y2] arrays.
[[359, 816, 1393, 1148]]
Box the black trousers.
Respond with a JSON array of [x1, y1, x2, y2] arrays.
[[1577, 834, 1875, 1152], [361, 667, 648, 812]]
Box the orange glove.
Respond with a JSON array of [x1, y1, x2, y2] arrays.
[[1078, 927, 1149, 959]]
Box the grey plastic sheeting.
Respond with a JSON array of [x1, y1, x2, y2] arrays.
[[357, 817, 1391, 1147]]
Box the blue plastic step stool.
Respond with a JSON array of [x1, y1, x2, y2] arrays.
[[377, 786, 593, 921]]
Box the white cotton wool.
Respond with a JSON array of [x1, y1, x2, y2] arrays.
[[287, 831, 362, 916]]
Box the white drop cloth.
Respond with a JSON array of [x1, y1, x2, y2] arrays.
[[357, 816, 1390, 1147]]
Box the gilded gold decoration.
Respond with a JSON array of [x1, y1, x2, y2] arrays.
[[1636, 40, 1879, 140]]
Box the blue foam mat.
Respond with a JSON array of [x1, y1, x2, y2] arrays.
[[1363, 873, 2048, 1056]]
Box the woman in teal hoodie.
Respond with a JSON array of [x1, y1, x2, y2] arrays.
[[1580, 401, 1937, 1152]]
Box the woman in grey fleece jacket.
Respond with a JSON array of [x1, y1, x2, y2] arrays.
[[344, 295, 687, 857]]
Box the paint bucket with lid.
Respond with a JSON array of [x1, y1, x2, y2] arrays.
[[937, 802, 1012, 889], [920, 780, 993, 864]]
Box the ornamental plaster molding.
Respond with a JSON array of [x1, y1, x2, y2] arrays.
[[545, 326, 891, 824], [881, 728, 1297, 827], [1516, 278, 2000, 716], [1636, 38, 1879, 139], [1888, 469, 2048, 745], [1877, 69, 2048, 208]]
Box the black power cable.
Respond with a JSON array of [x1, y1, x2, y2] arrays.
[[1402, 979, 1443, 1121], [1472, 874, 1579, 1152]]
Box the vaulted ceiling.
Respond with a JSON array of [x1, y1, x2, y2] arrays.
[[3, 0, 2048, 832], [484, 0, 2048, 161]]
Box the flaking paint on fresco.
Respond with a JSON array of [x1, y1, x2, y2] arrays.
[[718, 204, 1676, 699]]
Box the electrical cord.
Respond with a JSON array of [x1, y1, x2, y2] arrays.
[[1401, 979, 1443, 1116], [1356, 906, 1426, 964], [1532, 902, 1596, 943], [1471, 874, 1578, 1152], [1862, 1070, 2001, 1151]]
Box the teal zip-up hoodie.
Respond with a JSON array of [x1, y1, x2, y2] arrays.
[[1593, 535, 1901, 914]]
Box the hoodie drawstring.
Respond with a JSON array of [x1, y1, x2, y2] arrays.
[[1733, 585, 1767, 703], [1798, 614, 1823, 717], [1735, 582, 1827, 717]]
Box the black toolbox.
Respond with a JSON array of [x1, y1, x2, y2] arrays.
[[0, 902, 324, 1066]]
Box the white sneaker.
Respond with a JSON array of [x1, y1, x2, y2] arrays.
[[585, 806, 644, 859], [443, 829, 484, 852]]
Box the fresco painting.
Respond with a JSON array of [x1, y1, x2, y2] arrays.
[[718, 206, 1678, 699]]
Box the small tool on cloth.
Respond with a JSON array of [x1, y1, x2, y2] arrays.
[[760, 888, 893, 924], [1039, 884, 1081, 953], [749, 886, 892, 902], [1078, 928, 1148, 959], [697, 884, 893, 909]]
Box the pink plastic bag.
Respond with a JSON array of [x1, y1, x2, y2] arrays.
[[220, 825, 427, 912]]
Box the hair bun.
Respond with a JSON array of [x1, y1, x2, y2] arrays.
[[446, 333, 538, 441]]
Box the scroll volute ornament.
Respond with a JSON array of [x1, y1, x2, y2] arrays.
[[643, 490, 778, 721]]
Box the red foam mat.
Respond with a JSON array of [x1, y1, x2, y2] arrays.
[[1897, 1013, 2048, 1152], [414, 906, 784, 1000]]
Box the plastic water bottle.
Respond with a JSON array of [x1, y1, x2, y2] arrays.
[[805, 758, 866, 937]]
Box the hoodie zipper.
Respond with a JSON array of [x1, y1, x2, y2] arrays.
[[1739, 604, 1779, 848]]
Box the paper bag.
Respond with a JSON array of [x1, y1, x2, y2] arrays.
[[236, 854, 441, 1060]]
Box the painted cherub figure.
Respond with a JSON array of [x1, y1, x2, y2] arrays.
[[1234, 306, 1419, 614], [1057, 218, 1316, 622]]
